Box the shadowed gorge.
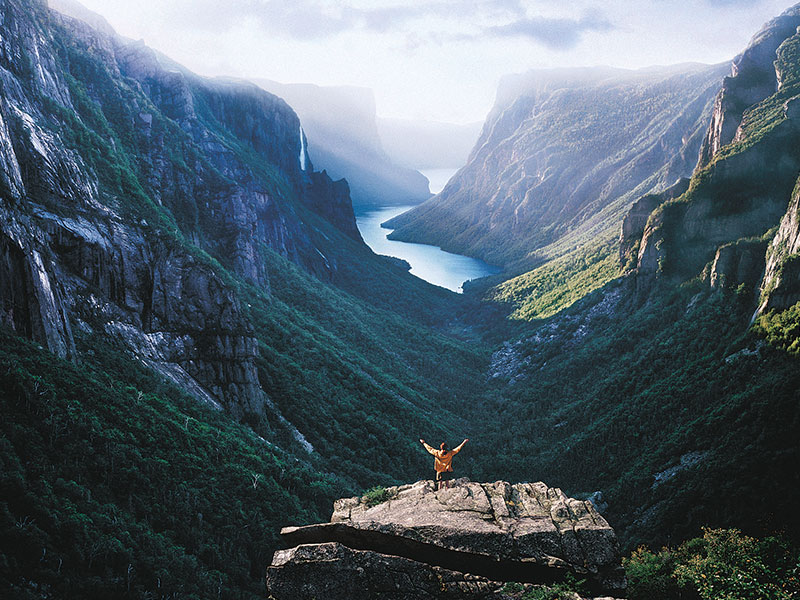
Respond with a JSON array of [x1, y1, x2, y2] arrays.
[[2, 1, 800, 599]]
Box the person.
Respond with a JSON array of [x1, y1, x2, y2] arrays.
[[419, 438, 469, 490]]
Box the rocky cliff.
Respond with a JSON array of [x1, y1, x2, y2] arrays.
[[625, 4, 800, 312], [699, 7, 800, 167], [384, 63, 727, 273], [267, 479, 625, 599], [618, 178, 690, 272], [0, 0, 360, 416], [255, 80, 431, 208]]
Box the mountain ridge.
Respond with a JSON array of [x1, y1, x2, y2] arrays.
[[254, 79, 432, 208], [384, 62, 728, 277]]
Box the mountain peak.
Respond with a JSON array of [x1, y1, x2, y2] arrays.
[[48, 0, 116, 36]]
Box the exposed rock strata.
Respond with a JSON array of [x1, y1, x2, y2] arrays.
[[0, 0, 360, 418], [267, 480, 626, 599], [699, 6, 800, 166], [627, 6, 800, 296]]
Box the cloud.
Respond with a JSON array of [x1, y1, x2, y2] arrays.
[[169, 0, 532, 40], [704, 0, 759, 5], [166, 0, 354, 38], [356, 0, 528, 33], [486, 10, 615, 50]]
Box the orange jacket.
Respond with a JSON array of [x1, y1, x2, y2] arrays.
[[422, 441, 466, 473]]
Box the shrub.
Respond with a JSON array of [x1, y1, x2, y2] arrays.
[[675, 528, 799, 600], [624, 545, 698, 600], [361, 486, 394, 507], [626, 529, 800, 600]]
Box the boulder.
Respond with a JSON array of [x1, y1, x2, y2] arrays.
[[267, 479, 626, 599], [267, 542, 506, 600]]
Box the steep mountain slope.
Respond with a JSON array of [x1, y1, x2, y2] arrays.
[[0, 0, 491, 513], [625, 5, 800, 314], [0, 1, 501, 596], [472, 276, 800, 551], [0, 329, 335, 599], [254, 80, 431, 208], [464, 5, 800, 552], [385, 63, 727, 275], [0, 0, 355, 413]]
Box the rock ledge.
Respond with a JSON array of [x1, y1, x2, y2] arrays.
[[266, 479, 626, 599]]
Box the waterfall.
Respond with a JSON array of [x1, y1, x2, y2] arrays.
[[299, 125, 306, 171]]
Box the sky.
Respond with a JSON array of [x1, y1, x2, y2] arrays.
[[73, 0, 795, 124]]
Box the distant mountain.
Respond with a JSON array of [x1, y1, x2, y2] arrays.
[[376, 117, 482, 169], [255, 80, 431, 208], [385, 63, 728, 273]]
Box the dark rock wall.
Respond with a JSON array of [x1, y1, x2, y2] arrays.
[[0, 0, 361, 415]]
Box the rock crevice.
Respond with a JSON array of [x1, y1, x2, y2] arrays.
[[267, 479, 626, 599]]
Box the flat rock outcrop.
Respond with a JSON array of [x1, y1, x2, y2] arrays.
[[267, 479, 626, 599]]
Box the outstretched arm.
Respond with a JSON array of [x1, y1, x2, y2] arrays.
[[452, 438, 469, 454], [420, 439, 437, 456]]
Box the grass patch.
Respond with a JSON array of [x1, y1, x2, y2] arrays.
[[487, 237, 619, 320]]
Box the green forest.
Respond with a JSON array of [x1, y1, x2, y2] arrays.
[[3, 1, 800, 598]]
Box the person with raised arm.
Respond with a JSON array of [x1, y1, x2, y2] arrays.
[[419, 438, 469, 490]]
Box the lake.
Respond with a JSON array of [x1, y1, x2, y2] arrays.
[[356, 204, 501, 293]]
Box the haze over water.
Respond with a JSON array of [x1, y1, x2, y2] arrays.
[[419, 168, 459, 195]]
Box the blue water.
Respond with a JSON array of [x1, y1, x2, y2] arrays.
[[356, 205, 501, 293]]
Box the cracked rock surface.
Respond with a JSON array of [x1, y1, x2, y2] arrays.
[[267, 479, 626, 599]]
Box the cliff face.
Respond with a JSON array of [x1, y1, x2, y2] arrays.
[[384, 63, 726, 272], [626, 4, 800, 308], [0, 0, 360, 415], [255, 80, 432, 208], [699, 7, 800, 166], [757, 181, 800, 312], [618, 178, 690, 272]]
